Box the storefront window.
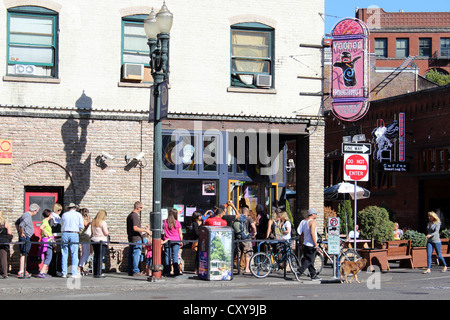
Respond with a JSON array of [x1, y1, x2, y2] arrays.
[[162, 134, 176, 171], [182, 135, 196, 171], [203, 135, 217, 171], [162, 178, 218, 228]]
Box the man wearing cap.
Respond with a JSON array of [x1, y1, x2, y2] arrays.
[[61, 203, 84, 278], [296, 208, 321, 281]]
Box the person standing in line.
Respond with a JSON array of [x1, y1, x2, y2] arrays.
[[0, 211, 12, 279], [78, 208, 91, 276], [204, 206, 227, 226], [163, 208, 183, 277], [296, 208, 321, 281], [423, 211, 447, 274], [126, 201, 150, 276], [189, 211, 202, 276], [49, 203, 62, 277], [37, 209, 54, 278], [15, 203, 39, 279], [91, 209, 109, 278], [61, 203, 84, 278]]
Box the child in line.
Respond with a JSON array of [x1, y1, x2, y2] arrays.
[[38, 209, 54, 278]]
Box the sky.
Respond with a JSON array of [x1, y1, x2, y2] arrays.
[[324, 1, 450, 35]]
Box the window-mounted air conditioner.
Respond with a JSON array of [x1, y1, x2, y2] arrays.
[[255, 74, 272, 87], [14, 64, 36, 75], [122, 63, 144, 80]]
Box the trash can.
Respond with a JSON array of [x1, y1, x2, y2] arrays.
[[198, 226, 233, 281]]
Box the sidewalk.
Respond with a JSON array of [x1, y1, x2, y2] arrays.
[[0, 268, 325, 295]]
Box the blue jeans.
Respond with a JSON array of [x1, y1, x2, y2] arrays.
[[427, 242, 447, 269], [61, 233, 79, 276], [163, 241, 180, 275], [128, 241, 142, 275]]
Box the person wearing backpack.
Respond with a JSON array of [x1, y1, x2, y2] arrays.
[[232, 206, 256, 274]]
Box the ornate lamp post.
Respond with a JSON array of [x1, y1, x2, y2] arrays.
[[144, 2, 173, 280]]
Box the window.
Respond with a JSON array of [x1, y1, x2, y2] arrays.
[[419, 147, 450, 172], [7, 6, 58, 77], [121, 15, 152, 83], [230, 23, 274, 88], [418, 38, 431, 58], [374, 38, 387, 57], [440, 38, 450, 59], [396, 38, 409, 58]]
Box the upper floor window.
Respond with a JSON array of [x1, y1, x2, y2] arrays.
[[121, 15, 152, 83], [230, 23, 274, 89], [396, 38, 409, 58], [374, 38, 387, 58], [440, 38, 450, 59], [418, 38, 431, 58], [7, 6, 58, 78]]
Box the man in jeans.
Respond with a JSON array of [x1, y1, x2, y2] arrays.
[[127, 201, 150, 276], [15, 203, 40, 279], [61, 203, 84, 278]]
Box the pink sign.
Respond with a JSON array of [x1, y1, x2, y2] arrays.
[[331, 18, 370, 122], [332, 39, 365, 99]]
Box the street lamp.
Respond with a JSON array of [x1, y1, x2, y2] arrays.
[[144, 2, 173, 281]]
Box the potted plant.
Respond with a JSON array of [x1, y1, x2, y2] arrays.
[[359, 206, 394, 248], [440, 229, 450, 257], [402, 230, 427, 268]]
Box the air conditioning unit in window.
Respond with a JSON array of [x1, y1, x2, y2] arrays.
[[122, 63, 144, 80], [255, 74, 272, 87], [14, 64, 36, 75]]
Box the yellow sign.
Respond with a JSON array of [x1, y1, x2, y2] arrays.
[[0, 140, 12, 164]]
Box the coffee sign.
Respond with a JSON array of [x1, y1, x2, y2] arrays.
[[331, 18, 370, 122]]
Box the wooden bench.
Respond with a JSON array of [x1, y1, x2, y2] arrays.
[[437, 238, 450, 263], [386, 240, 413, 269]]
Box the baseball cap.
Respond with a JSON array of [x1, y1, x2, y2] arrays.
[[307, 208, 318, 216]]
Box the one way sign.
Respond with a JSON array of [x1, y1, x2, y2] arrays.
[[342, 142, 372, 155]]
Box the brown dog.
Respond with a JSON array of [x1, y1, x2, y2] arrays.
[[340, 258, 367, 283]]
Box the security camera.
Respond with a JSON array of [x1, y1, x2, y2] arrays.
[[101, 151, 115, 160], [134, 152, 145, 161]]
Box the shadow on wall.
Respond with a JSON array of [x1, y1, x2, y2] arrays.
[[61, 91, 92, 205]]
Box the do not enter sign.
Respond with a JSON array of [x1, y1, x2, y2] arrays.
[[344, 154, 369, 181]]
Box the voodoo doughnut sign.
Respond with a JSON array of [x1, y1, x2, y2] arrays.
[[331, 18, 370, 122]]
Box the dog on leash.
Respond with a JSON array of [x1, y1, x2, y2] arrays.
[[340, 258, 367, 283]]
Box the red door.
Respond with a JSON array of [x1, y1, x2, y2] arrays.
[[24, 192, 59, 271]]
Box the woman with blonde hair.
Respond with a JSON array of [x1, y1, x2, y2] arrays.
[[423, 211, 447, 274], [90, 209, 109, 278], [0, 211, 12, 279]]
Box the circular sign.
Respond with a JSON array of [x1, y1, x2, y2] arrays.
[[0, 140, 11, 152], [329, 217, 339, 227], [344, 154, 368, 181]]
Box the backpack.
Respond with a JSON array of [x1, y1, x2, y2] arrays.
[[232, 215, 251, 240]]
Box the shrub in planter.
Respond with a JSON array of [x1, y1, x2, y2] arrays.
[[359, 206, 394, 246], [402, 230, 427, 247], [441, 229, 450, 239]]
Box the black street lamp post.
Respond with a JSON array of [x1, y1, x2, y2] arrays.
[[144, 2, 173, 280]]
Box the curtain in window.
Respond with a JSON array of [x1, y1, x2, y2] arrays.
[[232, 30, 269, 73]]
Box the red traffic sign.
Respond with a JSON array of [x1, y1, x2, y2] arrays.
[[344, 154, 369, 181]]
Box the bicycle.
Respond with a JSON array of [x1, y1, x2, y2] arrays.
[[249, 240, 301, 281], [309, 239, 362, 275]]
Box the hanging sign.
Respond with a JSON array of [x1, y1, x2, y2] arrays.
[[0, 140, 12, 164], [331, 18, 370, 122]]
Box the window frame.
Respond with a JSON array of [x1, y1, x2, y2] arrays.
[[121, 15, 150, 67], [7, 6, 58, 77], [374, 38, 388, 58], [418, 38, 432, 58], [440, 38, 450, 59], [230, 22, 275, 89], [395, 38, 409, 58]]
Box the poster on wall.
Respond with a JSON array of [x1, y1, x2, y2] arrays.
[[331, 18, 370, 122], [202, 181, 216, 196], [0, 140, 13, 165], [173, 204, 185, 222]]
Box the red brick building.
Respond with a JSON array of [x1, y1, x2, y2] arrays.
[[325, 85, 450, 232], [356, 8, 450, 76]]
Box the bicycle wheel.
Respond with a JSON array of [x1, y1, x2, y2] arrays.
[[249, 252, 272, 278], [305, 252, 324, 276], [339, 248, 362, 264], [288, 253, 302, 281]]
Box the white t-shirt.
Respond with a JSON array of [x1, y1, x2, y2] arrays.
[[281, 221, 291, 240]]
